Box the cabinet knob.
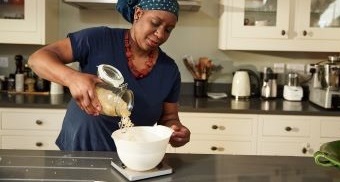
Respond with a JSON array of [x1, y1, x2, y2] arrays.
[[211, 146, 218, 151], [211, 125, 218, 130], [36, 142, 43, 147], [35, 120, 43, 125], [281, 30, 286, 36], [303, 30, 307, 36], [302, 147, 307, 154], [285, 126, 292, 131]]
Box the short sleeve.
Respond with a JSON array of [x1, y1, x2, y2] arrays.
[[164, 66, 181, 103]]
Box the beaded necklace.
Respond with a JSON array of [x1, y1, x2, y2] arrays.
[[124, 30, 156, 78]]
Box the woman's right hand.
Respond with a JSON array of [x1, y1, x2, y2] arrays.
[[66, 71, 103, 116]]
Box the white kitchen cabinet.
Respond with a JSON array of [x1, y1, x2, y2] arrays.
[[0, 0, 59, 45], [258, 115, 323, 157], [177, 112, 340, 156], [219, 0, 340, 52], [0, 108, 66, 150], [176, 112, 258, 155]]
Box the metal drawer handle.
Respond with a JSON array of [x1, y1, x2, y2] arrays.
[[281, 30, 286, 36], [303, 30, 307, 36], [36, 142, 43, 147], [302, 147, 307, 154], [285, 126, 292, 131], [36, 120, 43, 125], [210, 146, 224, 151], [211, 146, 218, 151]]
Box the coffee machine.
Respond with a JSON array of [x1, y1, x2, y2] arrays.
[[309, 56, 340, 109], [260, 67, 278, 99]]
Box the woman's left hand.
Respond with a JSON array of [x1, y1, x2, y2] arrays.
[[169, 123, 191, 147], [160, 102, 191, 147]]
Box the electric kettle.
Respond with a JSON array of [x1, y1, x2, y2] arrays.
[[231, 71, 251, 99]]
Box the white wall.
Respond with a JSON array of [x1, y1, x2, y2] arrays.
[[0, 0, 335, 83]]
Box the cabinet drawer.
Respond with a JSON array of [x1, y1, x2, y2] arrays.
[[176, 140, 254, 155], [2, 135, 59, 150], [320, 119, 340, 138], [261, 118, 311, 137], [179, 113, 255, 136], [258, 142, 315, 156], [2, 111, 65, 130]]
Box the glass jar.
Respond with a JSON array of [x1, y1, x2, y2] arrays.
[[96, 64, 134, 117]]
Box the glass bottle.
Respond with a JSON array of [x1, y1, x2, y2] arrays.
[[14, 55, 24, 92], [96, 64, 134, 117]]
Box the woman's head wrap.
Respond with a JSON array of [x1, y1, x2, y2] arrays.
[[116, 0, 179, 23]]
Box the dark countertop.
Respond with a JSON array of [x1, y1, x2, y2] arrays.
[[0, 149, 339, 181], [0, 92, 339, 116], [0, 92, 71, 109]]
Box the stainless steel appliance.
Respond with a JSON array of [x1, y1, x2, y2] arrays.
[[309, 56, 340, 109], [260, 67, 278, 99]]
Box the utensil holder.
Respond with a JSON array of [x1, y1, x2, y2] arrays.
[[194, 79, 207, 97]]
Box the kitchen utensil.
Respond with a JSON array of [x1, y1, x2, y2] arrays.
[[183, 56, 199, 79], [231, 71, 251, 99], [260, 67, 278, 99], [96, 64, 134, 117], [314, 140, 340, 168], [111, 125, 173, 171]]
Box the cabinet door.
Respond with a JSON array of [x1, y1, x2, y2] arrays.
[[219, 0, 340, 51], [230, 0, 290, 39], [2, 110, 64, 130], [258, 141, 315, 156], [296, 0, 340, 40], [0, 0, 59, 44], [2, 135, 59, 150], [176, 140, 255, 155], [0, 0, 37, 32], [258, 115, 318, 156]]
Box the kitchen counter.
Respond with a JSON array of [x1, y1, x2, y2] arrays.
[[0, 92, 71, 109], [0, 149, 339, 181], [0, 92, 339, 116]]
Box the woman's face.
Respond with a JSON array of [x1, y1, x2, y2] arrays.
[[132, 7, 177, 51]]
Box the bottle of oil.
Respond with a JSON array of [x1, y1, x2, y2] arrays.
[[14, 55, 24, 92]]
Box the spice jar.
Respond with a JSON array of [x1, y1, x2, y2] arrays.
[[96, 64, 134, 117]]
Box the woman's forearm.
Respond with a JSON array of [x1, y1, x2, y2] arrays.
[[28, 38, 78, 87]]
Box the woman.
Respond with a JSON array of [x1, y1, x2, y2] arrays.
[[28, 0, 190, 151]]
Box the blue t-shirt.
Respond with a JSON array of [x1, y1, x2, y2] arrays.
[[56, 27, 181, 151]]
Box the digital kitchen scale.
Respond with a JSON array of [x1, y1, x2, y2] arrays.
[[111, 157, 173, 181]]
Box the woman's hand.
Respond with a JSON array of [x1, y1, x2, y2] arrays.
[[159, 102, 191, 147], [66, 71, 102, 115], [169, 123, 191, 147]]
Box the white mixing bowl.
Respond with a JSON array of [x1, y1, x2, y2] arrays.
[[112, 125, 173, 171]]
